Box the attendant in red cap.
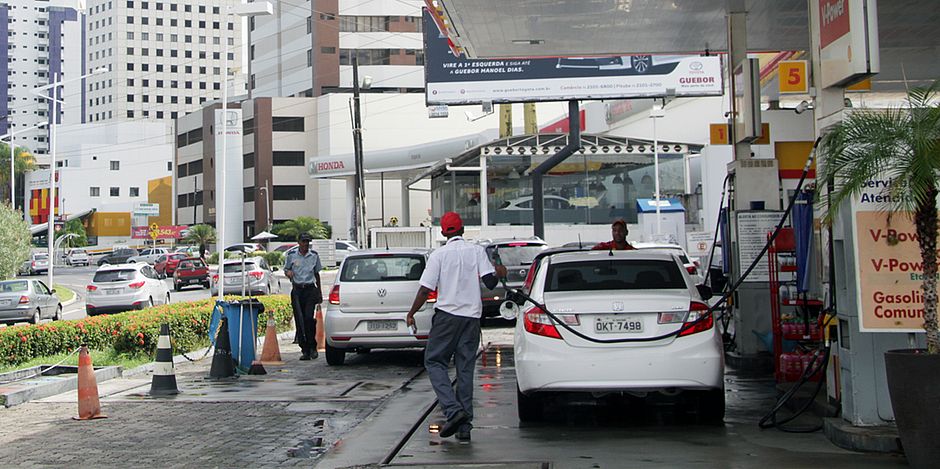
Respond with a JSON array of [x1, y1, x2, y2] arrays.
[[406, 211, 507, 443], [592, 219, 635, 251]]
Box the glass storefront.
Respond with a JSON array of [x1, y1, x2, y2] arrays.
[[430, 151, 687, 226]]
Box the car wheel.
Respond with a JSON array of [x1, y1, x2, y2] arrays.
[[203, 281, 210, 289], [165, 293, 171, 305], [517, 385, 544, 422], [129, 260, 136, 264], [694, 388, 726, 425], [631, 54, 652, 73], [325, 343, 346, 366], [99, 260, 109, 266], [147, 297, 154, 309], [54, 304, 63, 321], [31, 308, 42, 324], [174, 282, 182, 292]]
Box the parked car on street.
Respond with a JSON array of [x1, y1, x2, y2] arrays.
[[128, 247, 171, 265], [20, 252, 50, 276], [334, 240, 359, 266], [65, 248, 91, 266], [513, 250, 723, 423], [85, 263, 170, 315], [173, 258, 210, 291], [97, 248, 139, 266], [224, 243, 266, 254], [0, 279, 62, 325], [273, 243, 297, 253], [475, 238, 548, 318], [155, 253, 189, 277], [210, 257, 278, 296], [324, 249, 434, 366]]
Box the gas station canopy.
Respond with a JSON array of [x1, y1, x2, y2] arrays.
[[437, 0, 939, 90]]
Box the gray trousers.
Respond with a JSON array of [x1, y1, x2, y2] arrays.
[[424, 309, 480, 423]]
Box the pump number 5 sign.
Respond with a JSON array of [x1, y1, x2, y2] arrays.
[[778, 60, 809, 94]]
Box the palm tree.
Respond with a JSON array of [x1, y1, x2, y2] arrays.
[[183, 224, 217, 260], [272, 216, 328, 240], [819, 80, 940, 354], [0, 144, 37, 206]]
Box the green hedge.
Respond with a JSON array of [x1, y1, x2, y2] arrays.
[[0, 295, 294, 367]]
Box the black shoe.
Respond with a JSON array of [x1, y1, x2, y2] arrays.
[[300, 353, 311, 361], [456, 424, 471, 443], [311, 351, 319, 359], [439, 410, 469, 438]]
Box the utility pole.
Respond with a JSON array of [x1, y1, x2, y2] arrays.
[[351, 54, 367, 247]]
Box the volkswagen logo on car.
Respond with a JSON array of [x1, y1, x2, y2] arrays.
[[376, 288, 387, 298]]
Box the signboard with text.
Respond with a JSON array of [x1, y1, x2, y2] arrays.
[[132, 225, 187, 240], [778, 60, 809, 94], [422, 9, 722, 106], [852, 179, 933, 332], [813, 0, 879, 88], [735, 211, 784, 282], [134, 203, 160, 216]]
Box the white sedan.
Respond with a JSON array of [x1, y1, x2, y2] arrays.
[[512, 250, 724, 423], [85, 263, 171, 315]]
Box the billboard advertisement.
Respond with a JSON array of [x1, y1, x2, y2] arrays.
[[813, 0, 879, 88], [131, 225, 187, 240], [422, 10, 722, 106]]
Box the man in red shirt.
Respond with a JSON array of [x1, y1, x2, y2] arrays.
[[592, 219, 635, 251]]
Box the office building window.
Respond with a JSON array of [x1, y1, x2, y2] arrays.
[[273, 151, 305, 166], [110, 187, 120, 197], [273, 185, 306, 201], [243, 153, 255, 169], [129, 187, 139, 197], [243, 187, 255, 202], [90, 187, 100, 197]]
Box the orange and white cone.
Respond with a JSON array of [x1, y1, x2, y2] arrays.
[[74, 346, 107, 420], [259, 312, 284, 365], [316, 304, 325, 353]]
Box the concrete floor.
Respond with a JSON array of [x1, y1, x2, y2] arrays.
[[325, 343, 907, 469]]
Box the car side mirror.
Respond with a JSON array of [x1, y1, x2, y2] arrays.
[[696, 284, 713, 301], [51, 288, 57, 294]]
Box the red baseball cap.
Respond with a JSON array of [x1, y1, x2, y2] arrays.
[[441, 211, 464, 235]]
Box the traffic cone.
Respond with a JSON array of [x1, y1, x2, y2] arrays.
[[73, 345, 106, 420], [315, 304, 325, 352], [259, 312, 285, 365], [150, 324, 180, 396], [209, 317, 236, 379]]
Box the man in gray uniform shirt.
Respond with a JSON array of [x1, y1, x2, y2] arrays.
[[284, 232, 323, 360], [406, 212, 506, 443]]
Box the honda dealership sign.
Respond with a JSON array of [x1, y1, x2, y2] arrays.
[[423, 10, 722, 106]]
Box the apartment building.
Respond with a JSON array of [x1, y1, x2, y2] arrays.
[[0, 0, 84, 160], [249, 0, 424, 98], [84, 0, 246, 123]]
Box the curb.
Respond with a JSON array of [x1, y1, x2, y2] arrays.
[[60, 287, 78, 308], [0, 365, 122, 408]]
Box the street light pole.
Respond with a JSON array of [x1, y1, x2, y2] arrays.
[[650, 105, 665, 237]]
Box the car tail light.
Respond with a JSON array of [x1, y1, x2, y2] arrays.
[[248, 271, 264, 280], [329, 285, 340, 305], [86, 285, 98, 292], [18, 295, 30, 304], [331, 336, 351, 341], [678, 301, 713, 337], [426, 290, 437, 303], [31, 261, 36, 267], [686, 265, 698, 275], [523, 306, 562, 339], [128, 281, 146, 289]]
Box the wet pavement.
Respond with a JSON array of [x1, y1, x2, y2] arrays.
[[0, 325, 910, 468]]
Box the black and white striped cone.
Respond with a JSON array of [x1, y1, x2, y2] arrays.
[[209, 317, 236, 379], [150, 323, 180, 396]]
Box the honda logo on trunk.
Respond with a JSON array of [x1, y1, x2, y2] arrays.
[[377, 289, 387, 297]]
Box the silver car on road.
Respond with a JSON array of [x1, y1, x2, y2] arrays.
[[324, 249, 434, 366], [210, 257, 279, 296], [0, 279, 62, 325], [85, 263, 171, 315]]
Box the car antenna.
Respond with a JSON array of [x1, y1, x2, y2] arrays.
[[578, 234, 583, 250], [385, 236, 389, 251]]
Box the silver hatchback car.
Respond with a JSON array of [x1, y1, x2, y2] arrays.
[[210, 257, 279, 296], [0, 279, 62, 325], [324, 249, 435, 365]]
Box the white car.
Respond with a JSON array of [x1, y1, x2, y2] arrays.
[[224, 243, 266, 254], [65, 248, 90, 266], [513, 250, 724, 423], [210, 257, 279, 296], [128, 248, 170, 265], [632, 242, 704, 283], [324, 249, 434, 366], [334, 240, 359, 266], [85, 263, 171, 315]]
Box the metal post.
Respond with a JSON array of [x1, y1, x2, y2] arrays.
[[8, 126, 14, 207], [653, 114, 661, 236], [480, 154, 488, 231], [193, 174, 198, 224], [532, 100, 581, 239], [47, 73, 58, 291], [218, 10, 230, 305], [352, 54, 367, 247]]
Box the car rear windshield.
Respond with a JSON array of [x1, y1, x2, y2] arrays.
[[0, 281, 28, 293], [546, 259, 686, 292], [486, 243, 546, 267], [94, 269, 138, 283], [34, 254, 48, 260], [179, 260, 205, 269], [341, 255, 425, 282], [223, 262, 257, 273]]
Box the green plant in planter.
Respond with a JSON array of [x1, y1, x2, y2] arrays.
[[818, 80, 939, 469]]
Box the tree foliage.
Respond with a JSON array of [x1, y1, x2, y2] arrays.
[[819, 79, 940, 353], [56, 219, 88, 247], [182, 224, 216, 259], [0, 144, 36, 203], [272, 216, 329, 241], [0, 204, 33, 280]]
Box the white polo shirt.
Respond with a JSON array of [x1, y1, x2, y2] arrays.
[[419, 236, 495, 319]]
